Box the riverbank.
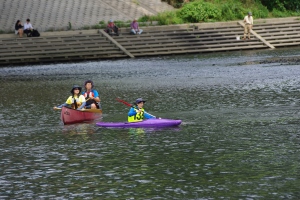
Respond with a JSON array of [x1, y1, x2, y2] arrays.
[[1, 17, 300, 66]]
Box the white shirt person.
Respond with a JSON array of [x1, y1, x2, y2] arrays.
[[243, 12, 253, 40], [23, 18, 34, 36]]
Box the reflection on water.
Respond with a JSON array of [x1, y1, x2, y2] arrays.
[[1, 47, 300, 199], [62, 123, 98, 135]]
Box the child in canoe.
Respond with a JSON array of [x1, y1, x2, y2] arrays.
[[128, 98, 156, 122], [53, 85, 86, 110]]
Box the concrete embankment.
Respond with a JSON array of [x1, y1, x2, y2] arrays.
[[1, 17, 300, 66]]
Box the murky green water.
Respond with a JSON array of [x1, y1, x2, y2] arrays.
[[1, 48, 300, 199]]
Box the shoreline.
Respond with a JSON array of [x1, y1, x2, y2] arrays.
[[1, 17, 300, 66]]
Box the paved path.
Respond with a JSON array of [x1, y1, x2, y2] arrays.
[[0, 0, 174, 32]]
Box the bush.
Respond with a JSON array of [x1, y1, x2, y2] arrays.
[[91, 24, 101, 29], [260, 0, 300, 12], [271, 8, 291, 17], [179, 0, 222, 22], [158, 11, 184, 25], [82, 25, 91, 30], [220, 1, 246, 21], [253, 3, 269, 18], [139, 15, 153, 22]]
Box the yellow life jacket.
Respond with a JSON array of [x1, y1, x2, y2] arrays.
[[128, 107, 145, 122], [71, 96, 82, 109]]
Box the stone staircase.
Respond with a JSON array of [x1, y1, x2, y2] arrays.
[[0, 31, 127, 65], [112, 24, 267, 57], [253, 21, 300, 47], [1, 18, 300, 66]]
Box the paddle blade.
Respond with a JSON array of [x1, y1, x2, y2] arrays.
[[116, 98, 132, 107]]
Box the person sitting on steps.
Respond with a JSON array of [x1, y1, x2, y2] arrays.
[[15, 20, 24, 38], [130, 18, 143, 35], [106, 19, 119, 36], [23, 18, 34, 37]]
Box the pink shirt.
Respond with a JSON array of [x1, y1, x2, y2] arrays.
[[107, 22, 115, 28], [130, 21, 139, 30]]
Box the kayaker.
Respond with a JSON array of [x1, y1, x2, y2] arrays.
[[82, 80, 101, 109], [53, 85, 86, 110], [128, 98, 156, 122]]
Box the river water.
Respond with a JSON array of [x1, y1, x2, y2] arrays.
[[1, 48, 300, 199]]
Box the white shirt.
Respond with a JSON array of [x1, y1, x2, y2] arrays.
[[24, 22, 33, 30], [244, 15, 253, 25]]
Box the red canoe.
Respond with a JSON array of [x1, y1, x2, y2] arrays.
[[60, 107, 102, 124]]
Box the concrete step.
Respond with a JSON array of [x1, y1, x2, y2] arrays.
[[0, 53, 128, 65], [262, 34, 300, 40], [0, 45, 118, 53], [125, 40, 263, 51], [121, 38, 260, 48], [255, 27, 300, 34], [128, 42, 265, 53], [1, 37, 109, 45], [259, 32, 300, 37], [132, 45, 267, 57], [268, 38, 300, 44], [254, 21, 300, 29], [0, 47, 122, 57], [272, 41, 300, 47], [0, 50, 127, 62], [117, 31, 244, 40], [115, 34, 242, 44], [0, 42, 113, 50]]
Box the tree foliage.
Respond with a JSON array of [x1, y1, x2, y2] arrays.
[[260, 0, 300, 11]]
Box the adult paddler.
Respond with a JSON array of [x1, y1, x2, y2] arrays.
[[82, 80, 101, 109]]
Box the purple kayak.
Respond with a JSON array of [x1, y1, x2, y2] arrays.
[[96, 118, 182, 128]]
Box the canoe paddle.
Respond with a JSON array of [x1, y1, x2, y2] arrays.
[[116, 98, 156, 118]]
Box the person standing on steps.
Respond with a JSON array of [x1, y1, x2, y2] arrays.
[[243, 12, 253, 40]]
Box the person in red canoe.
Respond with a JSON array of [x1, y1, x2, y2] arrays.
[[128, 98, 156, 122], [82, 80, 101, 109], [53, 85, 86, 110]]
